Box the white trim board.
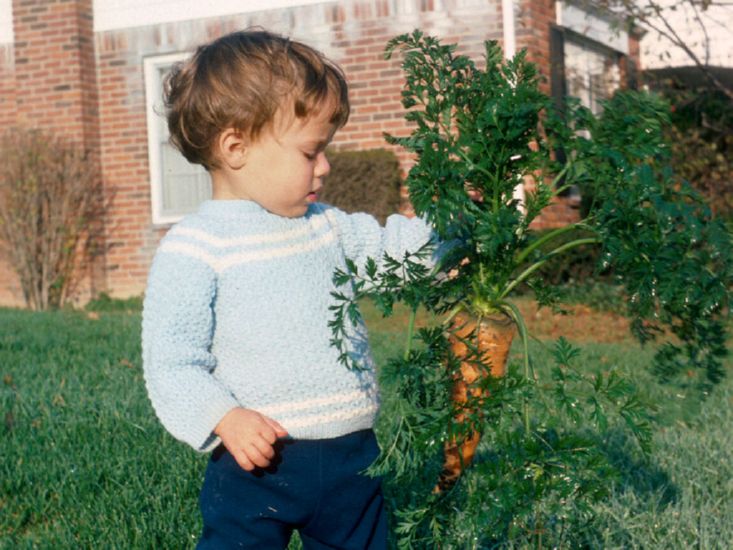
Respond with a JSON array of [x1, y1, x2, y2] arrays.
[[0, 0, 13, 44], [556, 1, 629, 55], [94, 0, 330, 33]]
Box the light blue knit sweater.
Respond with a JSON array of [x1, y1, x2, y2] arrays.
[[142, 200, 436, 452]]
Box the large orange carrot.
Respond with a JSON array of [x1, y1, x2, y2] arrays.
[[435, 312, 515, 492]]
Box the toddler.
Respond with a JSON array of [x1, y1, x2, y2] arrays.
[[142, 29, 437, 549]]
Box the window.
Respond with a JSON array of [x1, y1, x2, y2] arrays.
[[549, 5, 628, 201], [552, 1, 629, 114], [144, 53, 212, 225], [564, 35, 621, 114]]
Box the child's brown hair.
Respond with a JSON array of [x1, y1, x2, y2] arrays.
[[164, 29, 350, 170]]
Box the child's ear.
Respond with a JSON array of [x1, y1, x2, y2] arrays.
[[216, 128, 248, 170]]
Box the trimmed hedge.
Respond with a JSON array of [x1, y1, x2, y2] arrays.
[[320, 148, 403, 225], [320, 149, 612, 286]]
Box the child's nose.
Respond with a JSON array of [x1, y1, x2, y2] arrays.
[[315, 152, 330, 177]]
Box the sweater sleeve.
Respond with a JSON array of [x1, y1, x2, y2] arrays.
[[324, 206, 440, 274], [142, 245, 239, 452]]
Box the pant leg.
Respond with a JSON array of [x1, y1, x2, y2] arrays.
[[299, 430, 387, 550], [197, 442, 316, 550]]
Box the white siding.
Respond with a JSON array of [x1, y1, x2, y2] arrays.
[[640, 0, 733, 69], [93, 0, 330, 32], [0, 0, 12, 44]]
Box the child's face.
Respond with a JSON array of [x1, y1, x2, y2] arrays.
[[212, 108, 338, 218]]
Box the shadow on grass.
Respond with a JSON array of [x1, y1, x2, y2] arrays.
[[600, 428, 679, 507], [375, 423, 681, 549]]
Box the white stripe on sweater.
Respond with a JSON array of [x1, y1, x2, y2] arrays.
[[168, 216, 328, 248], [257, 390, 371, 417], [279, 404, 379, 430], [159, 230, 335, 272]]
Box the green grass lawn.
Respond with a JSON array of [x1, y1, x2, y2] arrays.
[[2, 302, 732, 548]]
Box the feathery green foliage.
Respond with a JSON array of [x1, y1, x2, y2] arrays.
[[329, 30, 732, 547]]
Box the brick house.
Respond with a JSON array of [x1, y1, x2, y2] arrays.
[[0, 0, 641, 306]]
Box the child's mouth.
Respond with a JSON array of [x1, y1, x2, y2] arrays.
[[307, 192, 318, 202]]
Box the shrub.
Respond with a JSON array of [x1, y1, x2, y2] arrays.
[[671, 129, 733, 220], [654, 85, 733, 221], [85, 292, 143, 313], [534, 227, 612, 286], [0, 129, 109, 310], [668, 103, 733, 221], [320, 148, 403, 224]]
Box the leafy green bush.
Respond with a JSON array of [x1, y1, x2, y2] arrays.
[[320, 148, 403, 224], [637, 79, 733, 222], [667, 89, 733, 221]]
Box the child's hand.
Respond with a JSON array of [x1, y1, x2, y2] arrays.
[[214, 407, 289, 471]]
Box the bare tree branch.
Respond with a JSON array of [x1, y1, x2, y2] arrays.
[[596, 0, 733, 99]]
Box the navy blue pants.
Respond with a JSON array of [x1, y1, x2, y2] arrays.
[[197, 429, 387, 549]]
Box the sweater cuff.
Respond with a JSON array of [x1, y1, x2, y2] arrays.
[[193, 396, 240, 453]]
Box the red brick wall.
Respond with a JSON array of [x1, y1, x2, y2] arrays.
[[12, 0, 98, 147], [0, 0, 101, 306], [2, 0, 619, 305], [97, 0, 507, 299], [96, 28, 162, 300], [515, 0, 555, 91]]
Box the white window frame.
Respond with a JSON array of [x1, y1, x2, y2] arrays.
[[144, 52, 211, 225], [555, 0, 629, 55]]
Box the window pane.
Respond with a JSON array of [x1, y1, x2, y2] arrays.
[[160, 142, 211, 217], [564, 39, 620, 114], [152, 61, 212, 220]]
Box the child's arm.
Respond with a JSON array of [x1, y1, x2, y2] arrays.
[[214, 408, 288, 471], [324, 206, 443, 273], [143, 234, 290, 470], [142, 250, 234, 451]]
